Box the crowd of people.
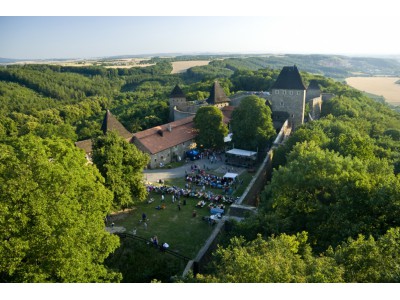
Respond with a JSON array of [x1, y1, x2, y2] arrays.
[[146, 183, 236, 205]]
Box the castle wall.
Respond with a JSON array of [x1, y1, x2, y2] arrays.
[[271, 89, 305, 130], [173, 107, 197, 121], [306, 89, 321, 102], [148, 139, 195, 169], [169, 96, 186, 121], [309, 96, 322, 120]]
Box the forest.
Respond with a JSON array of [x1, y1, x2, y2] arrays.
[[1, 55, 400, 282]]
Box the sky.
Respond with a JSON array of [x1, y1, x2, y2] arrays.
[[1, 1, 400, 59]]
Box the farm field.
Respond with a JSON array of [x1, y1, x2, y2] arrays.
[[346, 76, 400, 106], [171, 60, 210, 73]]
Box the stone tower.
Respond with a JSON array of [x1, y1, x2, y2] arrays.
[[306, 80, 321, 102], [206, 81, 230, 108], [271, 65, 306, 130], [169, 84, 187, 121]]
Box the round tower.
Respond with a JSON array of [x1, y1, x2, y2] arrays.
[[169, 84, 187, 121]]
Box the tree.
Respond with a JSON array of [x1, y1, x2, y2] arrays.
[[195, 233, 343, 283], [332, 227, 400, 282], [267, 141, 400, 251], [92, 131, 150, 210], [193, 106, 228, 150], [230, 95, 275, 151], [0, 135, 121, 282]]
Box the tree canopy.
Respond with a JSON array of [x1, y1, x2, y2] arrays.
[[91, 131, 150, 210], [0, 135, 121, 282], [230, 95, 275, 151], [193, 106, 228, 150]]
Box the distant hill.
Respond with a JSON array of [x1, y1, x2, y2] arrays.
[[219, 55, 400, 79], [3, 53, 400, 80]]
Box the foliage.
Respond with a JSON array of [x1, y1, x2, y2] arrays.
[[105, 237, 186, 283], [332, 227, 400, 282], [91, 131, 150, 210], [0, 135, 121, 282], [195, 233, 344, 283], [194, 106, 228, 150], [267, 141, 400, 251], [230, 95, 275, 151]]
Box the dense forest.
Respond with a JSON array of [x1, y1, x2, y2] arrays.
[[1, 54, 400, 282], [193, 76, 400, 283]]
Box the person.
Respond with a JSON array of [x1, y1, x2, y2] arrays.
[[144, 222, 148, 230], [111, 222, 114, 227], [153, 236, 158, 247], [183, 199, 187, 206], [161, 194, 165, 202], [192, 210, 197, 217], [172, 194, 175, 203], [142, 213, 147, 221], [178, 203, 181, 211], [132, 228, 137, 235]]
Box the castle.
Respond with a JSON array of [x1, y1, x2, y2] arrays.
[[169, 81, 230, 122], [76, 66, 332, 168], [270, 65, 333, 130]]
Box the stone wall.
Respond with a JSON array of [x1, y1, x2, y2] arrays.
[[148, 139, 195, 169], [173, 107, 196, 121], [309, 97, 322, 120]]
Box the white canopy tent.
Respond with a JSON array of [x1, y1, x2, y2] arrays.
[[226, 148, 257, 157], [223, 172, 238, 180]]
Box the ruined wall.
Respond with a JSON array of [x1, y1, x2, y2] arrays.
[[309, 97, 322, 120]]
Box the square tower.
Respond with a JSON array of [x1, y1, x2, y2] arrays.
[[271, 66, 306, 130]]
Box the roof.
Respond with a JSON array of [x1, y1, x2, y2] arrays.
[[307, 80, 321, 90], [207, 81, 231, 105], [131, 116, 196, 155], [223, 172, 238, 179], [271, 66, 306, 90], [170, 84, 186, 98], [226, 148, 257, 157], [101, 110, 132, 139], [75, 139, 93, 154]]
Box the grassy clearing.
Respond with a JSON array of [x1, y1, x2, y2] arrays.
[[110, 191, 219, 258], [110, 170, 252, 258]]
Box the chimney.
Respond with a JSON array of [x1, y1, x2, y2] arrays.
[[167, 124, 172, 132]]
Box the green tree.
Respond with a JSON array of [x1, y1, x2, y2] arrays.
[[332, 227, 400, 282], [267, 141, 400, 251], [195, 233, 343, 283], [92, 131, 150, 210], [193, 106, 228, 150], [0, 135, 121, 282], [230, 95, 275, 151]]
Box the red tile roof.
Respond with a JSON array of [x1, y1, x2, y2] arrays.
[[131, 116, 196, 154], [131, 106, 235, 155]]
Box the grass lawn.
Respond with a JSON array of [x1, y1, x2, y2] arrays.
[[110, 192, 220, 259], [109, 168, 254, 259]]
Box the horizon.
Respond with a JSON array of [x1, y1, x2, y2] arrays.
[[1, 15, 400, 60]]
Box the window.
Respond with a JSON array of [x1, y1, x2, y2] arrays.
[[297, 91, 300, 95], [283, 90, 286, 95], [275, 90, 279, 94], [280, 101, 284, 107], [289, 91, 293, 95]]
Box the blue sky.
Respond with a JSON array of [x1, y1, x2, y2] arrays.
[[1, 1, 400, 59]]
